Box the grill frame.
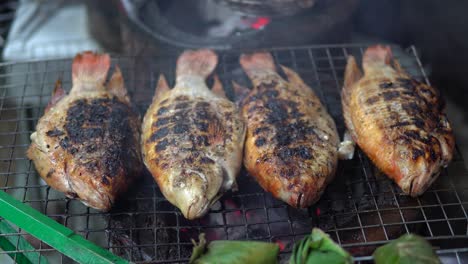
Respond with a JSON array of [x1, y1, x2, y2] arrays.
[[0, 44, 467, 263]]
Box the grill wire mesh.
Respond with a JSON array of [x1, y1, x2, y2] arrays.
[[0, 44, 467, 263]]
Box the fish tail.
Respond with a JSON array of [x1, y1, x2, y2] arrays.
[[239, 51, 275, 79], [72, 51, 110, 89], [363, 45, 393, 67], [176, 49, 218, 79]]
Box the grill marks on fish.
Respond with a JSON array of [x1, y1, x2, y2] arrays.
[[363, 77, 450, 163], [58, 97, 137, 185], [149, 97, 230, 167], [343, 46, 455, 196], [247, 80, 329, 177]]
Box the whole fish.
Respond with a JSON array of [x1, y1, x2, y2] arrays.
[[341, 45, 455, 196], [141, 49, 246, 220], [27, 51, 143, 211], [237, 52, 339, 208]]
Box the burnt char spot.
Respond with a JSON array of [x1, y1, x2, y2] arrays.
[[197, 110, 209, 120], [63, 97, 139, 179], [402, 102, 422, 114], [255, 137, 266, 147], [173, 124, 189, 134], [155, 117, 171, 127], [101, 176, 110, 185], [412, 148, 425, 160], [379, 82, 394, 89], [191, 135, 208, 147], [248, 105, 262, 114], [59, 137, 70, 150], [156, 139, 170, 151], [277, 146, 313, 162], [254, 127, 269, 135], [157, 107, 169, 116], [404, 130, 420, 140], [175, 102, 190, 110], [397, 78, 414, 89], [46, 129, 64, 137], [200, 157, 215, 164], [430, 149, 438, 161], [266, 100, 289, 122], [390, 121, 411, 128], [175, 95, 190, 101], [46, 169, 55, 178], [262, 89, 279, 98], [196, 102, 210, 108], [84, 160, 98, 171], [278, 148, 292, 161], [85, 144, 97, 153], [382, 91, 400, 101], [195, 121, 209, 132], [413, 118, 425, 129], [185, 156, 194, 164], [148, 127, 170, 142], [295, 146, 313, 159], [366, 96, 379, 105]]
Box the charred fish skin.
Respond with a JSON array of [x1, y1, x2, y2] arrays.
[[27, 52, 143, 211], [342, 45, 455, 196], [141, 50, 245, 220], [238, 52, 339, 208]]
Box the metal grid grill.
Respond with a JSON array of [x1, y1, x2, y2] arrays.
[[0, 44, 467, 263]]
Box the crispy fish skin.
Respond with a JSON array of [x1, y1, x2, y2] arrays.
[[342, 45, 455, 196], [239, 52, 339, 208], [141, 50, 245, 220], [27, 52, 143, 211]]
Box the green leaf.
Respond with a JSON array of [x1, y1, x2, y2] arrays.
[[189, 234, 279, 264], [0, 219, 50, 264], [290, 228, 353, 264], [189, 233, 208, 264], [373, 234, 440, 264]]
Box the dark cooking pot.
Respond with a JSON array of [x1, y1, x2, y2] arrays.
[[213, 0, 317, 17], [86, 0, 359, 53]]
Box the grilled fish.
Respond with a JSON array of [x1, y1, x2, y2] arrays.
[[342, 45, 455, 196], [141, 49, 246, 220], [27, 51, 143, 211], [238, 52, 339, 208]]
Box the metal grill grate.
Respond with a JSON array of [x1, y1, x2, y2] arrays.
[[0, 44, 467, 263]]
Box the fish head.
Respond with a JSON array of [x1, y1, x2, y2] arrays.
[[393, 144, 442, 196], [170, 166, 224, 220]]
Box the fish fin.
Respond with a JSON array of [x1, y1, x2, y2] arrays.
[[208, 118, 225, 145], [239, 51, 275, 79], [45, 79, 66, 113], [71, 51, 110, 89], [392, 59, 411, 77], [232, 81, 250, 107], [176, 49, 218, 79], [154, 74, 170, 100], [344, 56, 363, 89], [211, 75, 226, 98], [107, 66, 129, 100], [280, 65, 304, 84], [342, 56, 361, 140], [363, 45, 393, 69], [279, 64, 315, 95], [338, 130, 356, 160]]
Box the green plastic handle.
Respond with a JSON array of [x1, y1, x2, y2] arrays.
[[0, 190, 129, 264]]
